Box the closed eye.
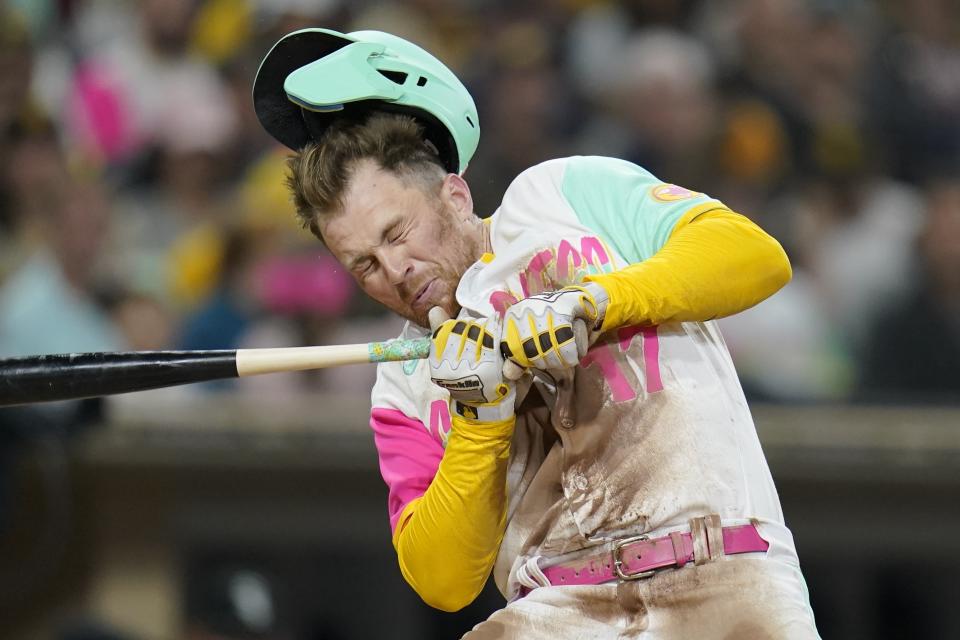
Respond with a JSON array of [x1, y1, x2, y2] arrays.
[[354, 257, 376, 278], [388, 225, 407, 243]]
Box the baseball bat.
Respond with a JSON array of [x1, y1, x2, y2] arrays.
[[0, 337, 431, 407]]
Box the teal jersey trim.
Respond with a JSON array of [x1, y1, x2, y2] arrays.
[[560, 156, 721, 263]]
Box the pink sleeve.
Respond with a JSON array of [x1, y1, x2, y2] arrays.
[[370, 406, 444, 533]]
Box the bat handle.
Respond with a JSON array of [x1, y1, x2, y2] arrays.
[[367, 336, 432, 363]]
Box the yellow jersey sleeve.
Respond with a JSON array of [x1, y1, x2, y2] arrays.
[[392, 413, 514, 611], [586, 208, 792, 331]]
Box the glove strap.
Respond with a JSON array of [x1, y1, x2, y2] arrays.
[[452, 386, 516, 423], [569, 282, 610, 330]]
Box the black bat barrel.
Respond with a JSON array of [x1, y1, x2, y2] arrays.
[[0, 350, 239, 406]]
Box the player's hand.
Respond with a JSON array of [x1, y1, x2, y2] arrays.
[[429, 307, 515, 423], [500, 282, 609, 375]]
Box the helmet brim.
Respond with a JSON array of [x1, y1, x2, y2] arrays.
[[253, 29, 356, 152]]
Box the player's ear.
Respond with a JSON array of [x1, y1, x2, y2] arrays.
[[441, 172, 474, 220]]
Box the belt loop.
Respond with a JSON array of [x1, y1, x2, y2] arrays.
[[690, 517, 710, 566], [669, 531, 688, 568], [705, 514, 725, 561], [516, 556, 551, 591]]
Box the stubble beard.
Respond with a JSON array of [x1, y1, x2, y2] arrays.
[[395, 209, 483, 328]]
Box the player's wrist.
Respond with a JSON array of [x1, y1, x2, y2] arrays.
[[581, 275, 629, 332], [565, 282, 610, 331], [450, 384, 516, 424]]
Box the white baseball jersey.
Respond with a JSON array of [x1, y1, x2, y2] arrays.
[[369, 156, 804, 600]]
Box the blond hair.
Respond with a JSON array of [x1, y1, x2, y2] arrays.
[[285, 113, 446, 239]]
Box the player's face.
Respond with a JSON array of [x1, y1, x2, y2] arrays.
[[320, 160, 484, 328]]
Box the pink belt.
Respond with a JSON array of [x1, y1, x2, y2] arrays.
[[529, 523, 769, 591]]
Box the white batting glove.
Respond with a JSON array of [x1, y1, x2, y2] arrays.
[[500, 282, 609, 374], [429, 307, 516, 423]]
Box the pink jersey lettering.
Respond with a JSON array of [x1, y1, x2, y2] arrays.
[[489, 289, 520, 318], [581, 343, 637, 403], [556, 239, 583, 282], [428, 399, 452, 445], [641, 326, 663, 392], [580, 236, 613, 274], [581, 325, 664, 402]]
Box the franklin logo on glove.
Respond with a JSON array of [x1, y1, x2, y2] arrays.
[[431, 375, 485, 404]]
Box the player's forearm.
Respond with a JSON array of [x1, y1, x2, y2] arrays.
[[586, 209, 791, 330], [392, 415, 514, 612]]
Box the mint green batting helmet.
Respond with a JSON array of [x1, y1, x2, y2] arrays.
[[253, 28, 480, 175]]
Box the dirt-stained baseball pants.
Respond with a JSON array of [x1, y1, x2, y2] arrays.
[[464, 525, 820, 639]]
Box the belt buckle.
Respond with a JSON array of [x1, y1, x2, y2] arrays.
[[612, 535, 656, 581]]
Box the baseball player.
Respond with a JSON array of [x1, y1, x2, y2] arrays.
[[254, 29, 821, 638]]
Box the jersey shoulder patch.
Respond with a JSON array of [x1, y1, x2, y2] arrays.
[[650, 183, 701, 202]]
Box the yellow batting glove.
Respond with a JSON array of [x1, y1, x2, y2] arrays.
[[500, 282, 609, 371], [429, 308, 515, 423]]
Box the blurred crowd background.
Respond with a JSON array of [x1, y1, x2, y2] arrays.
[[1, 0, 958, 405], [1, 0, 959, 639]]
